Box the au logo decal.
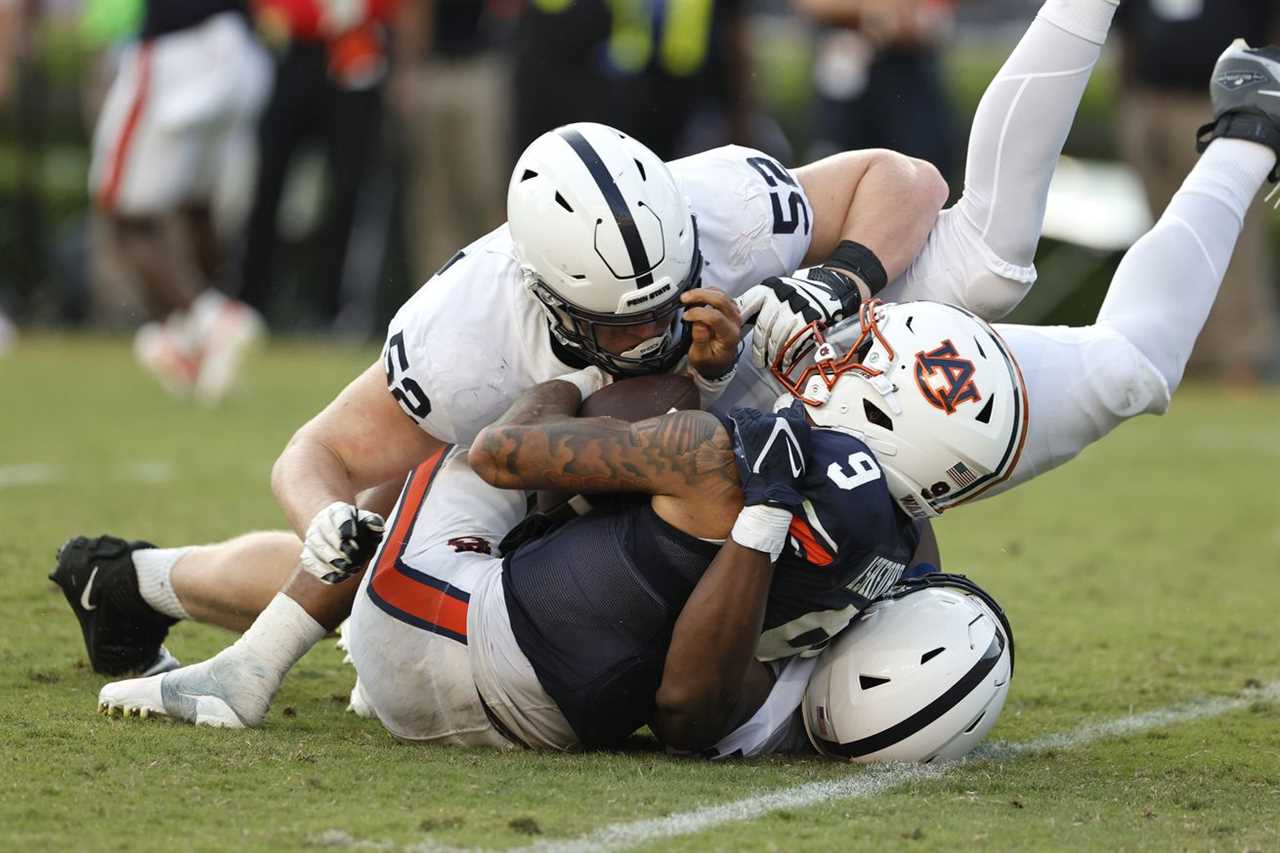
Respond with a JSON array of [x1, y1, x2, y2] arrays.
[[915, 340, 981, 415]]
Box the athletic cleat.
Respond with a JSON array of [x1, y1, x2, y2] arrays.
[[193, 297, 265, 405], [348, 677, 377, 719], [134, 320, 200, 399], [50, 535, 179, 676], [1199, 40, 1280, 177], [97, 645, 278, 729]]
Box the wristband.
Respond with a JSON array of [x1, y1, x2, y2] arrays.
[[691, 365, 736, 407], [824, 240, 888, 295], [557, 366, 610, 401], [730, 504, 794, 562]]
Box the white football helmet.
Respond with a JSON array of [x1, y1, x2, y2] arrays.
[[802, 573, 1014, 763], [508, 122, 702, 376], [773, 300, 1029, 518]]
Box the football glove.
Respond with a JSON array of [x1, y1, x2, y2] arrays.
[[301, 501, 386, 585], [723, 401, 812, 513], [722, 402, 812, 560], [738, 267, 865, 372]]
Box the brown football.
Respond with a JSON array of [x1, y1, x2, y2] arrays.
[[536, 373, 702, 513], [578, 372, 701, 421]]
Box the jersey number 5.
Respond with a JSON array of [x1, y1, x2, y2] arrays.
[[747, 156, 811, 236], [827, 451, 882, 491], [385, 331, 432, 421]]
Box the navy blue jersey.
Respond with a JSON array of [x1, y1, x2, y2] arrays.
[[503, 500, 719, 748], [756, 428, 919, 660], [504, 428, 916, 747]]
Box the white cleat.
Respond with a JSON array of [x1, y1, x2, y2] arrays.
[[347, 677, 377, 719], [193, 298, 265, 405], [98, 671, 168, 721], [97, 645, 279, 728], [134, 320, 199, 399]]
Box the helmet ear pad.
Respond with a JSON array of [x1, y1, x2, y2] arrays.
[[508, 123, 701, 375]]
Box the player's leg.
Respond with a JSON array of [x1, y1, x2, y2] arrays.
[[344, 448, 563, 747], [52, 479, 402, 677], [96, 449, 525, 732], [982, 45, 1280, 496], [881, 0, 1119, 319]]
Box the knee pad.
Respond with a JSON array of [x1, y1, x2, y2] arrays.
[[936, 202, 1038, 320], [1080, 329, 1172, 420], [960, 269, 1035, 321]]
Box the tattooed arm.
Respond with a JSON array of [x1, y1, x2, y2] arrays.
[[468, 377, 743, 539]]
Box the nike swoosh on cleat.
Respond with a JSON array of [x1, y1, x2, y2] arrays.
[[80, 566, 100, 611]]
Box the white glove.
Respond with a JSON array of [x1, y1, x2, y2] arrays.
[[300, 501, 386, 584], [737, 268, 865, 371]]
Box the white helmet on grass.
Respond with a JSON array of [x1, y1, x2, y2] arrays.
[[508, 122, 702, 376], [773, 300, 1029, 519], [802, 573, 1014, 763]]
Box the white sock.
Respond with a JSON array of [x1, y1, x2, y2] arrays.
[[134, 547, 192, 620], [1037, 0, 1118, 46], [232, 593, 326, 682]]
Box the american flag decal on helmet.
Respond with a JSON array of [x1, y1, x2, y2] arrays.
[[947, 462, 978, 488]]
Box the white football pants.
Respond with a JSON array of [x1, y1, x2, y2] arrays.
[[730, 0, 1274, 498]]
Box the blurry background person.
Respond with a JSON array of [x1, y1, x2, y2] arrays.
[[87, 0, 271, 401], [0, 0, 41, 353], [1115, 0, 1280, 383], [794, 0, 956, 180], [389, 0, 513, 283], [239, 0, 399, 328], [510, 0, 754, 163]]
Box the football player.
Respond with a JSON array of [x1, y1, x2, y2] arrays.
[[96, 335, 1016, 756], [52, 99, 948, 677], [90, 1, 270, 402], [71, 0, 1280, 729]]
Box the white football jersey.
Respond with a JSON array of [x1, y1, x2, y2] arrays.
[[706, 656, 818, 759], [382, 145, 814, 445]]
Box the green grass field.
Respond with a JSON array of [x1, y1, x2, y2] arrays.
[[3, 336, 1279, 852]]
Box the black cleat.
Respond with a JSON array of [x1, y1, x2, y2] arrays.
[[49, 535, 180, 676], [1198, 40, 1280, 176]]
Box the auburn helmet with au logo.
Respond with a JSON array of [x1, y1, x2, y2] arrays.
[[772, 300, 1028, 519]]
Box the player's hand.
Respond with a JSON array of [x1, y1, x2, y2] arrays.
[[723, 402, 811, 560], [723, 401, 812, 513], [300, 501, 386, 584], [737, 268, 866, 372], [682, 287, 743, 380]]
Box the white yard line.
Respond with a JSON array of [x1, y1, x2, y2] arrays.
[[0, 461, 175, 488], [0, 463, 59, 488], [491, 680, 1280, 853]]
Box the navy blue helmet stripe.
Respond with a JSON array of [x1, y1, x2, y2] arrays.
[[558, 128, 655, 288]]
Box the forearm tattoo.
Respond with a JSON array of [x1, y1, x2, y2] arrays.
[[476, 408, 739, 497]]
